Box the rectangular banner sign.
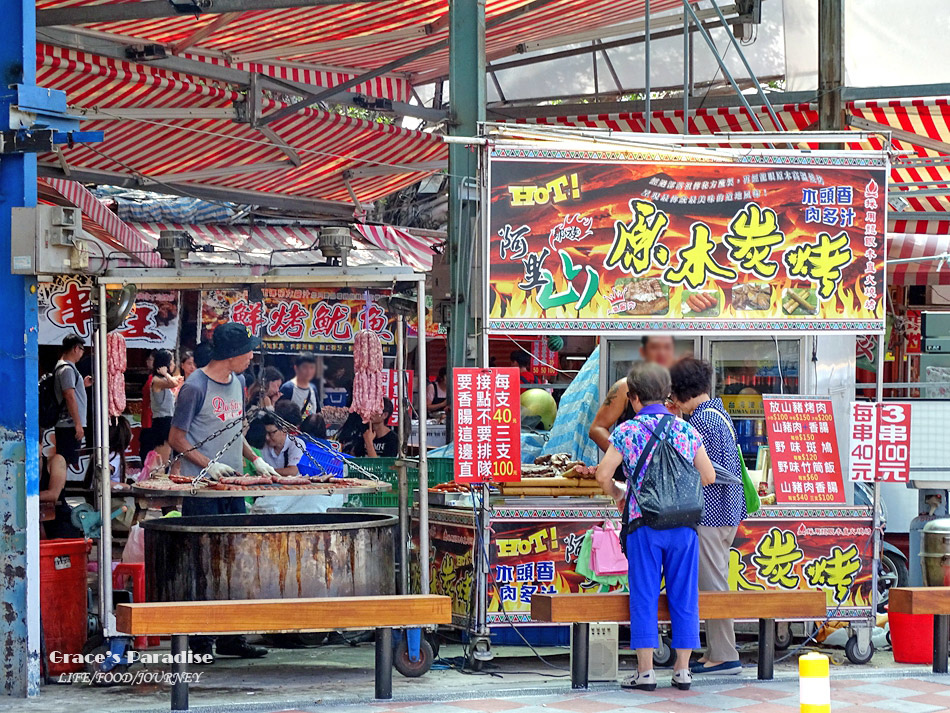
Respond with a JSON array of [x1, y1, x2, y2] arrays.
[[453, 367, 521, 483], [39, 276, 180, 350], [849, 402, 912, 482], [200, 287, 395, 356], [763, 396, 846, 504], [487, 152, 887, 333]]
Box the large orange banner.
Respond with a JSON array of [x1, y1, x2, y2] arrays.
[[487, 151, 887, 333]]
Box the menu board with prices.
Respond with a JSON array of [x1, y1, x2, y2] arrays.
[[849, 402, 912, 483], [763, 396, 845, 504], [453, 367, 521, 483]]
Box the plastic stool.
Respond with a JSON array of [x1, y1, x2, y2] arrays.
[[112, 563, 160, 649]]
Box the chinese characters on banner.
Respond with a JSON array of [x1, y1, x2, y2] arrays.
[[380, 369, 414, 427], [487, 154, 887, 333], [453, 367, 521, 483], [38, 276, 180, 349], [849, 402, 912, 482], [732, 510, 873, 611], [763, 396, 845, 504], [200, 288, 395, 356], [419, 506, 874, 624]]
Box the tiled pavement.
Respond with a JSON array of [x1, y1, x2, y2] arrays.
[[272, 678, 950, 713]]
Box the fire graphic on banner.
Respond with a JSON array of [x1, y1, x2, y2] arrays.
[[488, 154, 887, 332]]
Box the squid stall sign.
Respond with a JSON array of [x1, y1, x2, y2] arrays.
[[487, 150, 887, 333]]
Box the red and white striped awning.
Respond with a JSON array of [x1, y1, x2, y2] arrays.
[[36, 46, 447, 211], [888, 234, 950, 286], [354, 223, 441, 271], [128, 221, 436, 270], [38, 177, 163, 266], [36, 0, 680, 84]]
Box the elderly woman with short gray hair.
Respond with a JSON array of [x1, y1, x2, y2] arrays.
[[596, 361, 716, 692]]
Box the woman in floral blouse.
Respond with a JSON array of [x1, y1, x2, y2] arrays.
[[596, 361, 716, 693]]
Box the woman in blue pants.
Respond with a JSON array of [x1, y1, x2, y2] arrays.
[[596, 362, 716, 692]]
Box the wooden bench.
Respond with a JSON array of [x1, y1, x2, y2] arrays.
[[890, 587, 950, 674], [531, 590, 827, 689], [116, 595, 452, 710]]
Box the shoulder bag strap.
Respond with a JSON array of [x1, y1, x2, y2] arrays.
[[620, 414, 673, 540], [707, 406, 738, 441]]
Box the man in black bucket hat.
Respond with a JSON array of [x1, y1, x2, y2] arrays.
[[169, 322, 274, 661]]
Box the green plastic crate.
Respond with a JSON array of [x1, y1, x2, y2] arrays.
[[345, 457, 454, 508]]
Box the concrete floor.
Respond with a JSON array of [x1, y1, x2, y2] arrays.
[[3, 637, 941, 713]]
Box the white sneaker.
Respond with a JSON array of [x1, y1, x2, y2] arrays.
[[672, 668, 692, 690], [621, 669, 657, 691]]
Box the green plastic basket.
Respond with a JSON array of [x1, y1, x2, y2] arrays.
[[345, 457, 454, 508]]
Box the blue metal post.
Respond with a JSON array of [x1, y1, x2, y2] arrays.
[[0, 0, 41, 697]]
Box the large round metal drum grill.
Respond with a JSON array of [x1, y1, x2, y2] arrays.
[[143, 512, 396, 601]]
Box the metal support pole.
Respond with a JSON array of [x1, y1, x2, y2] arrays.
[[170, 634, 189, 711], [416, 277, 430, 595], [757, 618, 775, 680], [475, 482, 492, 642], [644, 0, 650, 131], [0, 0, 42, 696], [818, 0, 845, 147], [934, 614, 949, 674], [395, 314, 409, 595], [447, 0, 486, 388], [571, 622, 590, 689], [869, 329, 885, 622], [374, 627, 394, 699], [682, 1, 771, 139], [682, 7, 690, 134], [96, 283, 115, 635]]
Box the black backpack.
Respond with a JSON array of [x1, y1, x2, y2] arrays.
[[39, 363, 70, 430], [621, 414, 704, 543]]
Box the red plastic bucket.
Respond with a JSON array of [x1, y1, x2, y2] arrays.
[[40, 539, 89, 676], [890, 610, 934, 664]]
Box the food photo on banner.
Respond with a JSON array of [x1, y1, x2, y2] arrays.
[[200, 287, 395, 356], [39, 275, 180, 349], [487, 155, 887, 332]]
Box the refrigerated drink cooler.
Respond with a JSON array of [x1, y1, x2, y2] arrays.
[[601, 334, 857, 497]]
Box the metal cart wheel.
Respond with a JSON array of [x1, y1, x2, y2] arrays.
[[394, 638, 434, 678], [845, 635, 874, 665], [775, 622, 793, 651], [653, 635, 675, 668]]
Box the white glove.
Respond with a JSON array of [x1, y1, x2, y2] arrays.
[[252, 457, 279, 479], [204, 462, 236, 481]]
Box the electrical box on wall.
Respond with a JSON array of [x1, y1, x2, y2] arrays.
[[11, 205, 89, 275], [570, 623, 619, 681]]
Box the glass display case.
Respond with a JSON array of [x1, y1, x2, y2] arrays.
[[709, 338, 802, 464]]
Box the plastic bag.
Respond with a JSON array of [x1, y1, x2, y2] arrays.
[[590, 520, 627, 575], [122, 524, 145, 563]]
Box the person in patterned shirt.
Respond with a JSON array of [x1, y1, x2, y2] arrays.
[[671, 357, 747, 676], [595, 362, 716, 692]]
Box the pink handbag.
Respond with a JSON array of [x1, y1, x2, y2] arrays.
[[590, 520, 627, 576]]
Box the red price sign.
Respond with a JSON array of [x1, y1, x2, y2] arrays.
[[380, 369, 414, 427], [453, 367, 521, 483], [849, 402, 912, 483], [764, 396, 845, 504]]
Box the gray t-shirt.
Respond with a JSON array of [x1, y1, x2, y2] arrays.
[[54, 360, 86, 428], [151, 384, 175, 419], [171, 370, 246, 478], [280, 380, 319, 416]]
